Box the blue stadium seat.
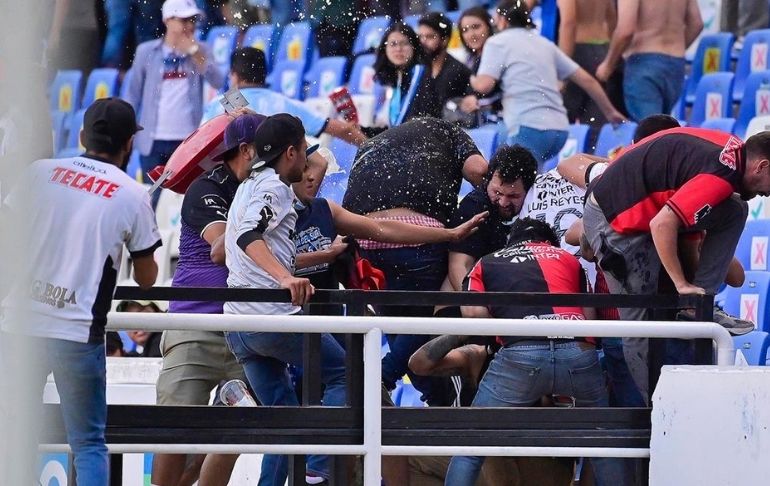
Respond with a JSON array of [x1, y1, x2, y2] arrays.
[[699, 117, 736, 133], [689, 72, 735, 128], [119, 68, 134, 101], [542, 123, 590, 171], [126, 150, 142, 182], [275, 22, 314, 71], [267, 60, 306, 100], [466, 126, 499, 160], [50, 70, 83, 115], [538, 0, 559, 41], [353, 16, 390, 55], [593, 122, 638, 157], [317, 171, 349, 204], [56, 147, 81, 158], [685, 32, 735, 104], [305, 56, 348, 98], [329, 137, 358, 173], [82, 68, 120, 108], [735, 219, 770, 272], [404, 14, 420, 30], [733, 29, 770, 102], [348, 54, 377, 95], [733, 331, 770, 365], [242, 24, 275, 70], [51, 111, 69, 156], [723, 271, 770, 332], [207, 25, 239, 76], [62, 109, 86, 152], [733, 70, 770, 138], [393, 381, 425, 407]]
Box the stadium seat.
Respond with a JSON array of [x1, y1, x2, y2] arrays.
[[593, 122, 638, 157], [353, 16, 390, 55], [317, 170, 349, 204], [82, 68, 120, 108], [51, 111, 69, 156], [723, 271, 770, 332], [732, 29, 770, 102], [305, 56, 348, 98], [537, 0, 559, 41], [699, 117, 736, 133], [207, 25, 239, 76], [56, 148, 82, 159], [689, 72, 734, 128], [329, 137, 358, 173], [274, 22, 314, 71], [542, 123, 591, 172], [445, 11, 463, 50], [243, 24, 275, 69], [733, 331, 770, 365], [466, 126, 499, 160], [155, 190, 184, 232], [404, 14, 420, 30], [348, 54, 377, 95], [735, 219, 770, 271], [743, 114, 770, 139], [685, 32, 735, 104], [126, 150, 142, 182], [393, 381, 426, 407], [733, 70, 770, 138], [50, 69, 83, 115], [119, 68, 134, 100], [747, 195, 770, 220], [267, 60, 305, 100], [62, 109, 86, 152]]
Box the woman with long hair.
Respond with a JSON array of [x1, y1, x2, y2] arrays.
[[457, 7, 502, 118]]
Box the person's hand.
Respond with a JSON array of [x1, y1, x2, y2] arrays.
[[279, 275, 315, 306], [675, 281, 706, 295], [175, 34, 199, 56], [228, 107, 259, 119], [595, 60, 613, 83], [606, 110, 627, 127], [449, 211, 489, 241], [460, 95, 480, 114], [326, 236, 349, 259]]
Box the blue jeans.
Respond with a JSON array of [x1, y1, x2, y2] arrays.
[[507, 126, 568, 170], [445, 342, 627, 486], [362, 244, 453, 406], [225, 330, 346, 484], [140, 139, 182, 209], [623, 53, 686, 122], [600, 338, 646, 407], [101, 0, 164, 68], [1, 334, 108, 486]]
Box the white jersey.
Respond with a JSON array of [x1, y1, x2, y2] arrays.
[[224, 167, 299, 316], [1, 155, 160, 343]]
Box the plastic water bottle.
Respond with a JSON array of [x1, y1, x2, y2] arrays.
[[219, 379, 257, 407]]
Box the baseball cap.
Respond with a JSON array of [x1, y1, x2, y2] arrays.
[[251, 114, 319, 169], [211, 113, 267, 162], [162, 0, 204, 21], [82, 98, 143, 153], [419, 12, 453, 39]]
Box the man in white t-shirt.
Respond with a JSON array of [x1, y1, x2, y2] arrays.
[[0, 98, 161, 486], [223, 114, 345, 486]]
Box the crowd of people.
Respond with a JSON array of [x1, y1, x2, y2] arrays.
[[4, 0, 770, 486]]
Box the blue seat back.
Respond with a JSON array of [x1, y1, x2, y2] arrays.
[[733, 29, 770, 102], [393, 381, 425, 407], [466, 126, 499, 160], [348, 54, 377, 95], [685, 32, 735, 103], [723, 271, 770, 332], [735, 219, 770, 272], [404, 14, 420, 30], [305, 56, 348, 98], [50, 70, 83, 115], [593, 122, 638, 157], [82, 68, 120, 108], [699, 117, 736, 133], [353, 16, 390, 55], [243, 24, 275, 69], [329, 137, 358, 174], [63, 109, 86, 151], [734, 70, 770, 138], [207, 25, 239, 76], [268, 60, 305, 100], [275, 22, 314, 71], [317, 171, 349, 205], [543, 123, 591, 171], [51, 111, 69, 155], [689, 72, 735, 127], [733, 331, 770, 365]]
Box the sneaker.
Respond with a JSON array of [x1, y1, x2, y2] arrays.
[[677, 307, 755, 336], [306, 473, 328, 485]]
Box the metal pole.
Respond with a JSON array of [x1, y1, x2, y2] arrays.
[[363, 328, 382, 486]]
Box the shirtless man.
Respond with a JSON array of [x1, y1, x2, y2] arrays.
[[595, 0, 703, 121]]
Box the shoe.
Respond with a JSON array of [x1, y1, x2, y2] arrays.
[[677, 307, 755, 336], [306, 473, 328, 485]]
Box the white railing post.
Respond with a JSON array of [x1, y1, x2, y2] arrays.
[[363, 328, 382, 486]]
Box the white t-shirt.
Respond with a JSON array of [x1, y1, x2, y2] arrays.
[[155, 46, 197, 141], [1, 155, 161, 343], [477, 28, 579, 135], [224, 167, 299, 316]]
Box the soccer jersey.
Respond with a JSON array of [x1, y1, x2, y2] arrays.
[[294, 198, 338, 289], [1, 155, 161, 343], [449, 187, 511, 260], [224, 167, 299, 316], [591, 128, 745, 234]]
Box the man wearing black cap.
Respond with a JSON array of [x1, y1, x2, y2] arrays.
[[418, 12, 472, 108], [223, 113, 344, 486], [0, 98, 161, 485]]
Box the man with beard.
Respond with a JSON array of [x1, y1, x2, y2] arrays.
[[418, 12, 472, 108]]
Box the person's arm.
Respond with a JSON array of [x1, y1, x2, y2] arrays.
[[448, 252, 477, 291], [650, 206, 704, 294], [241, 238, 314, 305], [461, 304, 492, 318], [323, 119, 368, 146], [132, 255, 158, 289], [557, 153, 609, 188], [462, 154, 488, 186], [295, 236, 349, 269], [204, 223, 226, 265], [595, 0, 639, 82], [684, 0, 705, 48], [470, 74, 496, 95], [567, 68, 626, 124], [557, 0, 578, 58], [726, 257, 745, 288], [408, 334, 472, 377], [329, 201, 488, 244]]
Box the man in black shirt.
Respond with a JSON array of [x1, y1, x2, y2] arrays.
[[418, 12, 473, 109], [448, 145, 538, 290]]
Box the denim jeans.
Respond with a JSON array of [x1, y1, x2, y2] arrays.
[[0, 333, 108, 486], [225, 330, 346, 484], [362, 244, 454, 405], [507, 125, 568, 170], [600, 338, 646, 408], [140, 139, 182, 209], [623, 53, 686, 122], [101, 0, 164, 68], [445, 342, 628, 486]]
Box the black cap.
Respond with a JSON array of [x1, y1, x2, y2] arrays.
[[83, 98, 143, 152], [251, 113, 318, 169], [419, 12, 453, 39]]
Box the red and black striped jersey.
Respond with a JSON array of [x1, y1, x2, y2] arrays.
[[591, 127, 744, 234]]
